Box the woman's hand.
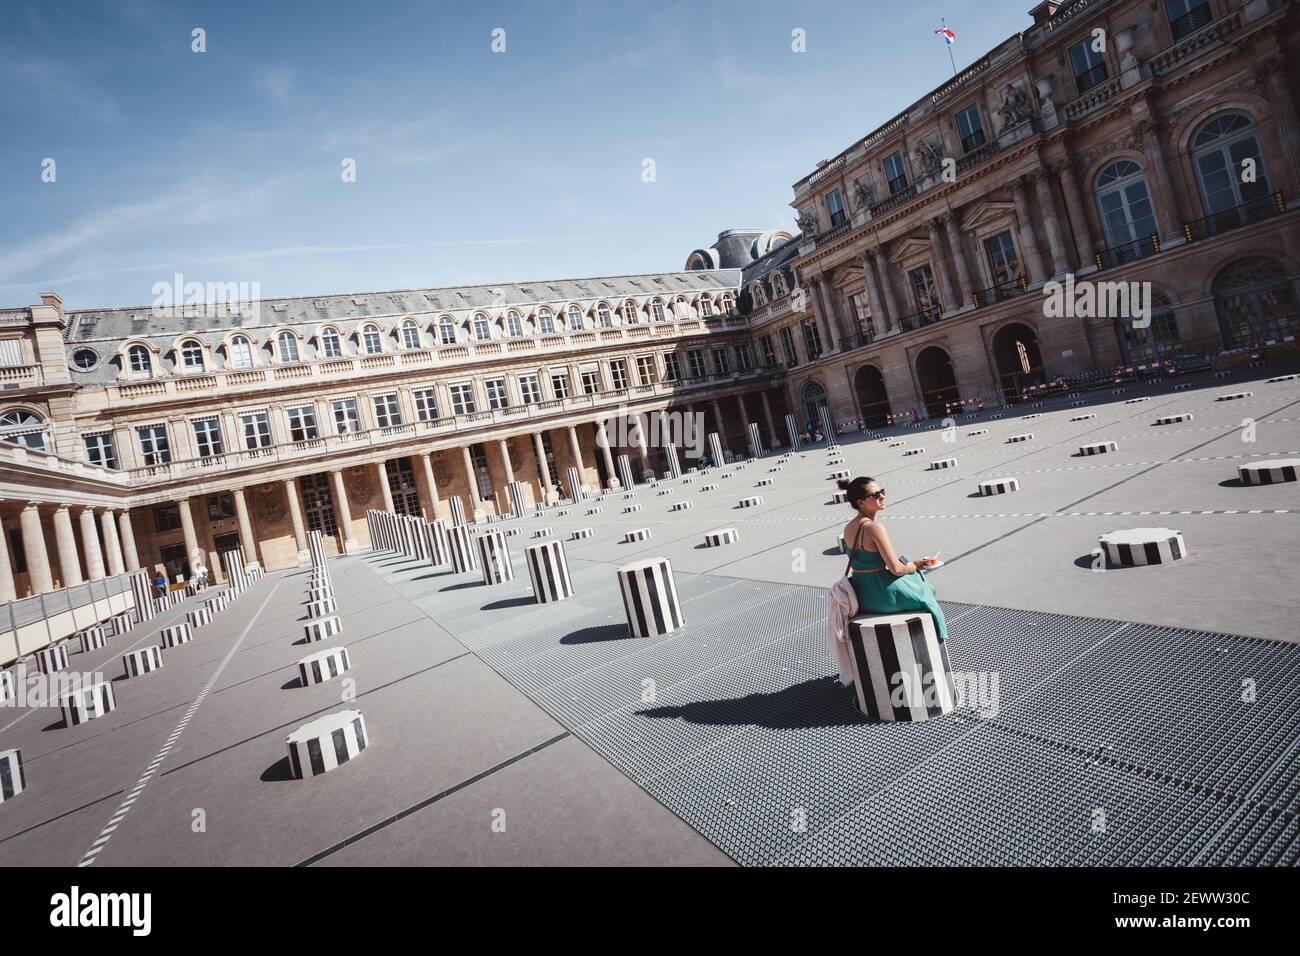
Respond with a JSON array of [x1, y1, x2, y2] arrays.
[[915, 555, 935, 568]]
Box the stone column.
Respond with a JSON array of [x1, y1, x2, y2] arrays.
[[862, 250, 889, 334], [101, 509, 125, 577], [79, 507, 106, 581], [927, 217, 959, 312], [595, 425, 616, 487], [876, 247, 902, 330], [735, 393, 748, 429], [0, 520, 16, 603], [759, 391, 777, 439], [53, 505, 83, 588], [1136, 118, 1180, 241], [566, 426, 584, 478], [710, 399, 729, 452], [1055, 161, 1096, 268], [1266, 66, 1300, 192], [19, 503, 53, 595], [376, 460, 394, 512], [533, 432, 553, 499], [330, 470, 357, 552], [233, 488, 258, 566], [498, 440, 515, 484], [283, 479, 309, 562], [177, 498, 200, 569], [810, 277, 840, 353], [117, 510, 140, 572], [943, 213, 975, 307], [1010, 176, 1047, 283], [460, 446, 483, 511], [1032, 169, 1071, 276], [419, 452, 444, 520]]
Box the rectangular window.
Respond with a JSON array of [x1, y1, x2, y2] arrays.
[[908, 265, 941, 319], [207, 493, 235, 522], [711, 346, 730, 374], [192, 417, 224, 458], [984, 231, 1021, 288], [759, 335, 777, 366], [287, 405, 319, 442], [883, 150, 909, 194], [635, 355, 657, 386], [802, 320, 823, 360], [662, 352, 680, 383], [0, 339, 23, 366], [848, 291, 872, 337], [372, 393, 403, 427], [449, 382, 475, 415], [83, 433, 118, 469], [608, 360, 628, 391], [825, 188, 846, 227], [735, 342, 754, 372], [332, 397, 360, 434], [1166, 0, 1212, 40], [153, 503, 180, 532], [580, 368, 601, 394], [518, 373, 542, 405], [1070, 38, 1107, 93], [470, 443, 493, 501], [956, 104, 985, 153], [137, 423, 171, 465], [687, 349, 707, 379], [779, 327, 799, 368], [549, 369, 570, 399], [484, 377, 508, 409], [239, 411, 272, 449], [412, 387, 439, 421]]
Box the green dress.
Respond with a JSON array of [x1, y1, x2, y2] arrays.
[[847, 526, 948, 641]]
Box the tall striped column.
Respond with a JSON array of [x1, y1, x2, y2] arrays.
[[447, 524, 479, 573], [617, 557, 684, 638], [746, 422, 762, 459], [708, 432, 724, 468], [476, 530, 513, 585], [564, 466, 584, 502], [507, 480, 527, 518], [448, 496, 467, 527], [665, 444, 682, 479], [129, 569, 156, 623], [407, 516, 429, 561], [525, 539, 573, 603], [617, 454, 635, 491], [785, 413, 801, 450], [818, 405, 837, 447], [308, 529, 327, 569], [426, 520, 449, 566], [222, 549, 248, 592]]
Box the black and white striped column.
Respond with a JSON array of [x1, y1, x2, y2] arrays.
[[447, 524, 479, 573], [60, 681, 117, 726], [78, 626, 107, 654], [161, 623, 193, 648], [526, 539, 574, 603], [298, 647, 351, 686], [785, 413, 801, 451], [617, 557, 683, 638], [565, 466, 585, 502], [507, 480, 527, 518], [476, 530, 513, 584], [286, 710, 368, 778], [845, 612, 955, 721], [304, 615, 342, 642], [1079, 441, 1117, 455], [424, 519, 449, 566], [448, 495, 467, 527], [222, 549, 248, 593], [1239, 459, 1299, 485], [35, 644, 68, 675], [1099, 527, 1187, 566], [1155, 413, 1193, 425], [130, 570, 157, 623], [186, 607, 212, 629], [0, 748, 25, 804], [978, 478, 1020, 496], [617, 454, 635, 492], [704, 528, 738, 547], [818, 405, 836, 447], [665, 444, 682, 479], [746, 422, 762, 458], [123, 646, 163, 677], [708, 432, 724, 468], [110, 612, 134, 636]]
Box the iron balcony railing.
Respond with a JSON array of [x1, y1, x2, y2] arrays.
[[971, 277, 1030, 309], [897, 305, 944, 332], [1170, 2, 1213, 40], [1095, 232, 1161, 270], [1183, 191, 1287, 242], [870, 183, 917, 217]]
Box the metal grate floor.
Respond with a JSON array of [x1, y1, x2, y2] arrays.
[[368, 556, 1300, 866]]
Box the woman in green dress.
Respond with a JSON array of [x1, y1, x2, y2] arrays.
[[839, 477, 948, 640]]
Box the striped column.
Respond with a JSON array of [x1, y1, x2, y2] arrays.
[[565, 466, 584, 502], [746, 422, 762, 458], [476, 530, 513, 585], [447, 525, 479, 573], [407, 516, 429, 561], [308, 529, 327, 569], [286, 710, 368, 778], [222, 549, 248, 593], [665, 444, 682, 479], [785, 413, 801, 450], [616, 557, 684, 638], [845, 612, 954, 721], [617, 454, 635, 492], [507, 479, 527, 518], [525, 539, 573, 603], [448, 496, 467, 527], [129, 570, 157, 623], [60, 682, 117, 726], [818, 405, 836, 447], [707, 432, 724, 469], [0, 749, 25, 804]]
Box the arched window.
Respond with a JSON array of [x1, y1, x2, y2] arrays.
[[537, 307, 555, 335], [596, 303, 612, 327], [1192, 112, 1272, 219], [227, 335, 254, 370], [751, 283, 768, 307], [1214, 258, 1299, 346], [0, 408, 48, 451], [1116, 290, 1183, 364], [179, 339, 205, 371], [802, 381, 828, 431], [360, 324, 383, 354], [320, 327, 342, 358], [473, 313, 491, 341], [277, 331, 300, 363], [651, 299, 666, 322], [505, 311, 522, 337], [1095, 159, 1158, 257], [772, 272, 788, 298], [127, 344, 152, 377], [439, 317, 457, 345], [400, 320, 421, 350], [622, 300, 639, 324], [566, 304, 584, 331], [721, 293, 736, 316], [699, 296, 714, 317]]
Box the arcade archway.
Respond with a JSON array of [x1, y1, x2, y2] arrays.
[[915, 346, 960, 419], [853, 365, 891, 428], [990, 322, 1045, 403]]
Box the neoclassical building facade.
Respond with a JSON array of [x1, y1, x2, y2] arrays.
[[1, 0, 1298, 604]]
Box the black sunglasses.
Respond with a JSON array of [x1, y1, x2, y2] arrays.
[[867, 489, 886, 499]]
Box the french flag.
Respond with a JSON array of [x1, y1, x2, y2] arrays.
[[935, 26, 956, 45]]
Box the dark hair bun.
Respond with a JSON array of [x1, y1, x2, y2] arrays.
[[836, 478, 852, 491]]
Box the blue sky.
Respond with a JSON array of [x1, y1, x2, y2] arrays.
[[1, 0, 1032, 309]]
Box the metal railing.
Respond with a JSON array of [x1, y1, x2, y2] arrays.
[[897, 305, 944, 332], [1170, 2, 1213, 40], [1095, 232, 1161, 270], [971, 277, 1030, 309], [1183, 191, 1287, 242], [1, 571, 142, 667]]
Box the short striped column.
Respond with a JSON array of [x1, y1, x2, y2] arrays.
[[1216, 391, 1253, 402], [903, 447, 924, 456], [978, 478, 1020, 496], [507, 480, 527, 518], [306, 593, 338, 618], [622, 503, 642, 513], [286, 710, 368, 778], [785, 413, 801, 450], [187, 607, 213, 629], [1070, 413, 1097, 421], [110, 612, 134, 636], [1155, 413, 1193, 425], [746, 422, 763, 458], [966, 428, 988, 436], [447, 524, 479, 573], [78, 626, 108, 654], [161, 623, 193, 648], [425, 520, 449, 565], [298, 647, 351, 686], [476, 530, 513, 585], [708, 432, 725, 469], [1239, 459, 1299, 485], [60, 681, 117, 727], [624, 528, 652, 543], [704, 528, 738, 547], [304, 615, 342, 643], [448, 496, 467, 527], [929, 458, 957, 470], [0, 670, 12, 705], [1006, 433, 1034, 443], [526, 539, 574, 603], [571, 528, 594, 540], [0, 749, 25, 804], [617, 557, 683, 638], [830, 468, 850, 480], [1079, 441, 1118, 456], [845, 612, 955, 721], [1099, 527, 1187, 567], [671, 500, 694, 511], [123, 646, 163, 678], [737, 496, 763, 508], [35, 644, 69, 675]]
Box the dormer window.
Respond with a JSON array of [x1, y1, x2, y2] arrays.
[[473, 313, 491, 341], [505, 310, 522, 337], [651, 299, 666, 322], [228, 335, 254, 370], [360, 324, 383, 354], [277, 331, 300, 363], [401, 319, 421, 350], [751, 282, 768, 307], [699, 297, 714, 317], [566, 304, 583, 331], [772, 272, 789, 298], [622, 300, 640, 324], [180, 340, 205, 372], [321, 327, 342, 358], [439, 317, 457, 345], [597, 303, 612, 327], [537, 307, 555, 335]]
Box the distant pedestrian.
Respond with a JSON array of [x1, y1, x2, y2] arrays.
[[153, 572, 167, 598]]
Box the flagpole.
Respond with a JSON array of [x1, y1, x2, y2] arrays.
[[942, 18, 957, 75]]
